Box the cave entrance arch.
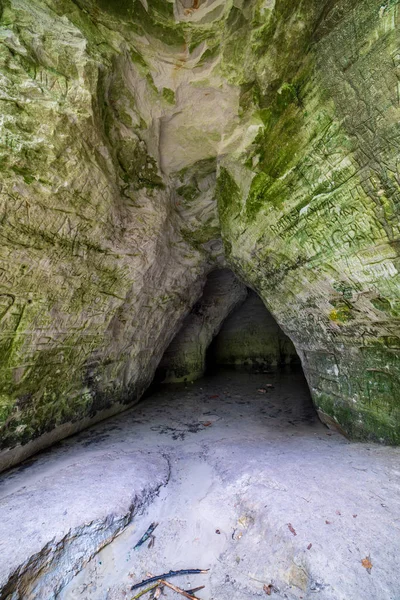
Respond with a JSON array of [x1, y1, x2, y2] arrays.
[[155, 268, 318, 424], [155, 268, 318, 426], [157, 268, 306, 383]]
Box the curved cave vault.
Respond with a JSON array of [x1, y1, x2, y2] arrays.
[[156, 269, 302, 384], [1, 0, 400, 476]]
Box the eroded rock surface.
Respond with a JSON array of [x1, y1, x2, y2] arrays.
[[0, 448, 170, 599], [0, 0, 400, 468]]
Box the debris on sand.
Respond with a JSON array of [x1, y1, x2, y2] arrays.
[[361, 556, 373, 574], [185, 586, 205, 595], [131, 583, 158, 599], [150, 585, 163, 599], [263, 583, 278, 595], [148, 536, 155, 549], [287, 523, 297, 536], [134, 522, 159, 551], [161, 579, 203, 599], [131, 569, 209, 591]]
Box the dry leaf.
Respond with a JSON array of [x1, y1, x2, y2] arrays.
[[263, 583, 273, 595], [361, 556, 372, 573], [238, 515, 254, 528], [202, 421, 212, 427], [287, 523, 297, 536]]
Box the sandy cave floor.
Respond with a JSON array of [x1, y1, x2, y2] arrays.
[[1, 369, 400, 600]]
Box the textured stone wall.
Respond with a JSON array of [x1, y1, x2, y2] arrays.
[[216, 0, 400, 443], [0, 0, 399, 468], [209, 291, 298, 369], [0, 0, 226, 468]]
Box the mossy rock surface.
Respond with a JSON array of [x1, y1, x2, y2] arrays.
[[1, 0, 400, 467]]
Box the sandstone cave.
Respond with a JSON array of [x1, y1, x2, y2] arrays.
[[156, 269, 302, 383], [0, 1, 400, 599]]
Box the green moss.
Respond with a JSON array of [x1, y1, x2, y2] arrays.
[[220, 7, 251, 83], [177, 157, 217, 181], [371, 297, 400, 317], [316, 390, 400, 445], [162, 87, 175, 104], [332, 282, 355, 300], [130, 48, 151, 72], [0, 394, 14, 423], [216, 167, 241, 221], [248, 98, 302, 179], [0, 338, 94, 448], [177, 183, 199, 202], [117, 138, 164, 189], [328, 304, 354, 324], [237, 69, 310, 220], [239, 80, 262, 115], [181, 220, 221, 251], [246, 172, 278, 219], [11, 165, 35, 184], [129, 1, 186, 47], [94, 0, 135, 18]]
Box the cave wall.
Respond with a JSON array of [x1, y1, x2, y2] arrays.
[[0, 0, 226, 469], [210, 291, 298, 369], [0, 0, 399, 469], [216, 0, 400, 443]]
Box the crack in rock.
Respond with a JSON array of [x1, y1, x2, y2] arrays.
[[0, 456, 170, 600]]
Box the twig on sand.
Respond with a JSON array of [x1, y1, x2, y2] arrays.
[[151, 585, 163, 599], [131, 569, 209, 591], [131, 583, 158, 599], [185, 587, 205, 595], [134, 522, 159, 550], [160, 579, 201, 599]]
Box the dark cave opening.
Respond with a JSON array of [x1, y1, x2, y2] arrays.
[[151, 268, 318, 426], [155, 269, 304, 384], [205, 290, 301, 376]]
